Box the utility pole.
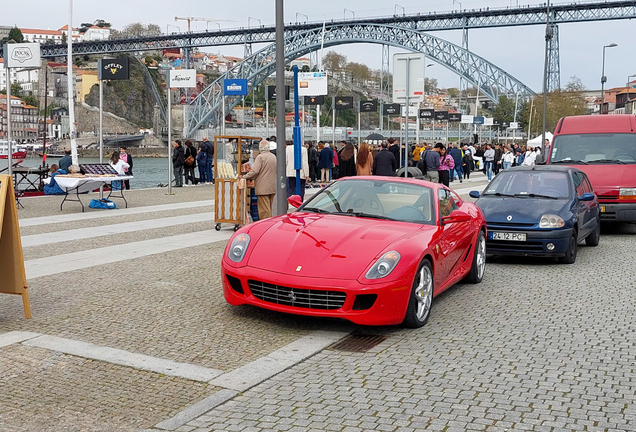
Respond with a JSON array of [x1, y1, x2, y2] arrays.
[[275, 0, 287, 215], [541, 0, 551, 149]]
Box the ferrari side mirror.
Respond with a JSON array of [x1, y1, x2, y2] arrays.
[[288, 195, 303, 208]]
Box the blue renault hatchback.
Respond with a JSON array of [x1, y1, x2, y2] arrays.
[[469, 166, 600, 264]]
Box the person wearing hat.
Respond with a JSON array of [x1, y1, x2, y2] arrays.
[[241, 140, 277, 220]]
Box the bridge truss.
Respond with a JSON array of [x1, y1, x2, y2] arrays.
[[8, 0, 633, 60], [185, 24, 536, 136]]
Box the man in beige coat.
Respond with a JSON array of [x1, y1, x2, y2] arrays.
[[241, 140, 277, 220]]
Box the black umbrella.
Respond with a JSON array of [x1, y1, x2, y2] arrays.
[[365, 133, 385, 141]]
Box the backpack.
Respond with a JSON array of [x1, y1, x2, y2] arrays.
[[417, 150, 429, 174]]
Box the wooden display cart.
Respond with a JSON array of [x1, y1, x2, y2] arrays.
[[214, 135, 261, 231]]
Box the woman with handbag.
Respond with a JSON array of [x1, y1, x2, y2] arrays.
[[184, 140, 197, 186]]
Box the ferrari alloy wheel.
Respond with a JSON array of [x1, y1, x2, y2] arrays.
[[403, 260, 434, 328], [559, 231, 578, 264], [465, 231, 486, 284]]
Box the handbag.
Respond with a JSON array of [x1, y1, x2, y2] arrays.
[[185, 155, 195, 166]]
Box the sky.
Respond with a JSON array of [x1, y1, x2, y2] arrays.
[[4, 0, 636, 93]]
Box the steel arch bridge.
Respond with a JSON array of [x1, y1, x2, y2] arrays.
[[186, 23, 536, 136]]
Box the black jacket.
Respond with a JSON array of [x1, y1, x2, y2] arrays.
[[203, 140, 214, 159], [373, 149, 397, 176], [172, 145, 185, 167], [308, 146, 318, 165], [388, 144, 400, 165], [185, 145, 197, 168]]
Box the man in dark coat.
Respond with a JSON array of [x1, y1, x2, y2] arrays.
[[388, 138, 401, 168], [202, 137, 214, 184], [172, 140, 185, 187], [373, 143, 397, 176], [493, 144, 503, 175], [307, 143, 318, 182], [448, 143, 464, 183]]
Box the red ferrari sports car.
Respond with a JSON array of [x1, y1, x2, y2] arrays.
[[222, 177, 487, 328]]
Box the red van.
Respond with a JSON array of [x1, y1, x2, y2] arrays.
[[546, 114, 636, 222]]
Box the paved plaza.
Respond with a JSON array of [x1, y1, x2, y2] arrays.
[[1, 174, 635, 432]]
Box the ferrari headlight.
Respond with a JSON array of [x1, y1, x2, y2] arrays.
[[365, 251, 401, 280], [539, 214, 565, 228], [228, 233, 250, 262]]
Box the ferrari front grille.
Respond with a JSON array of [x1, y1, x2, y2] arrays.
[[247, 280, 346, 310]]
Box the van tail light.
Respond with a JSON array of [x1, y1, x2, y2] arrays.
[[619, 188, 636, 201]]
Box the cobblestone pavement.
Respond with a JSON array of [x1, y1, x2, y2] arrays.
[[0, 345, 213, 432], [175, 222, 636, 432], [12, 175, 634, 431]]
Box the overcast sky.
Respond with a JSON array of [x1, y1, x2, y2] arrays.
[[5, 0, 635, 92]]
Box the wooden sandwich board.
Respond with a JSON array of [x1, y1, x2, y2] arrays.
[[0, 175, 31, 318]]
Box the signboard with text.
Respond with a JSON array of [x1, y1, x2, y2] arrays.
[[419, 108, 434, 119], [170, 69, 197, 88], [304, 95, 324, 105], [449, 113, 462, 122], [298, 72, 328, 96], [434, 111, 449, 121], [473, 116, 485, 125], [383, 103, 401, 115], [223, 78, 248, 95], [334, 96, 354, 109], [461, 115, 474, 124], [98, 58, 130, 81], [267, 85, 290, 100], [359, 100, 378, 113], [4, 43, 41, 68]]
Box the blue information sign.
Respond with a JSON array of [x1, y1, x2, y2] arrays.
[[473, 116, 485, 125], [224, 79, 248, 96]]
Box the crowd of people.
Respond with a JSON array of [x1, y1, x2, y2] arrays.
[[166, 135, 547, 220]]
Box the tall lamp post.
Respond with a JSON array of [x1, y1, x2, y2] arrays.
[[600, 43, 618, 114]]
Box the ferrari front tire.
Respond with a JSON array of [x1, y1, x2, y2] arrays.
[[403, 260, 434, 328], [465, 230, 486, 284]]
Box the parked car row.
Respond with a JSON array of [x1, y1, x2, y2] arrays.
[[219, 114, 635, 329]]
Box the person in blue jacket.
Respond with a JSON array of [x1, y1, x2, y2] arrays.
[[317, 143, 334, 182], [44, 164, 67, 195]]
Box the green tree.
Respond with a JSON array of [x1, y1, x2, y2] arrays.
[[1, 27, 24, 44], [22, 94, 39, 108], [493, 95, 516, 125], [112, 23, 162, 39]]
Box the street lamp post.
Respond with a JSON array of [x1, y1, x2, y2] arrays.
[[343, 9, 355, 20], [453, 0, 462, 12], [600, 43, 618, 114]]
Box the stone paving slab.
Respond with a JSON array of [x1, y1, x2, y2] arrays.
[[19, 204, 215, 237], [22, 219, 219, 262], [17, 184, 215, 219], [0, 344, 214, 432], [1, 241, 339, 372]]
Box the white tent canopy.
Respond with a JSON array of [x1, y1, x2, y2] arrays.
[[527, 132, 553, 148]]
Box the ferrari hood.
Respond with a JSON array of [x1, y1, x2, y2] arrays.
[[247, 213, 421, 279], [477, 197, 569, 224]]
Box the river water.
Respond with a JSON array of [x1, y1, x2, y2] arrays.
[[1, 156, 172, 190]]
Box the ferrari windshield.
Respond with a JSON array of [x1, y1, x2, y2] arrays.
[[483, 171, 570, 199], [299, 179, 435, 224], [551, 133, 636, 164]]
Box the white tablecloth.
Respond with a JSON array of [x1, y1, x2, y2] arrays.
[[45, 176, 133, 193]]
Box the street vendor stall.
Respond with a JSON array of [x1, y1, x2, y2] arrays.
[[44, 163, 133, 212], [214, 135, 261, 231]]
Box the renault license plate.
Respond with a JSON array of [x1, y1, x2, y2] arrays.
[[490, 232, 527, 241]]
